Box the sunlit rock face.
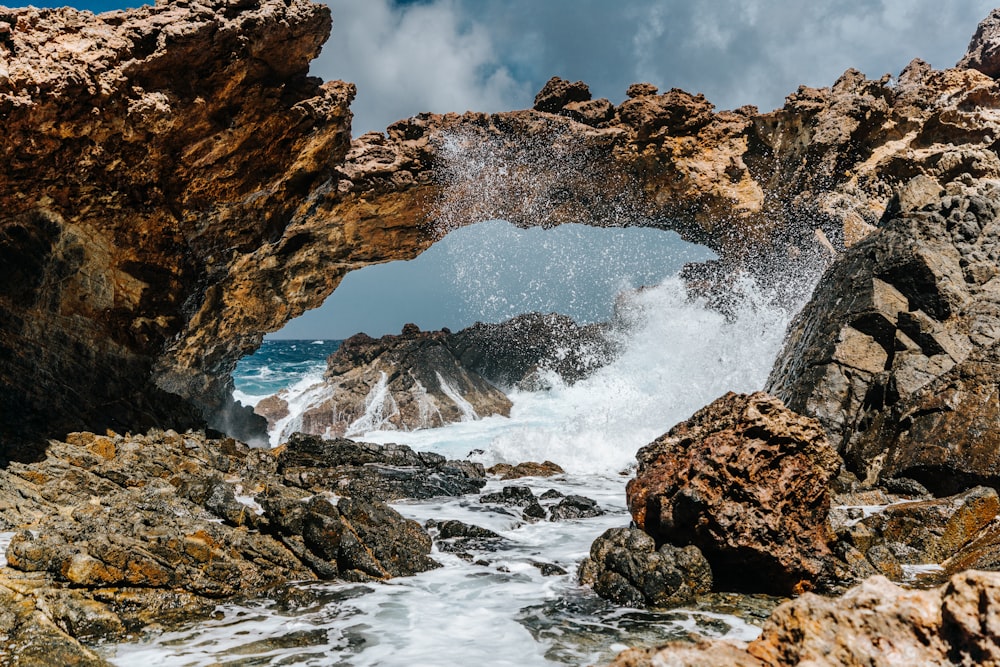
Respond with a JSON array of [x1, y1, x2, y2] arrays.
[[6, 0, 1000, 445]]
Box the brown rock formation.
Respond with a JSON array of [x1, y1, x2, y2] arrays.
[[607, 570, 1000, 667], [767, 181, 1000, 494], [7, 0, 1000, 449], [626, 392, 841, 595], [959, 8, 1000, 77]]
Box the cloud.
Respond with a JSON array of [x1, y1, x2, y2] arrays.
[[314, 0, 532, 134], [316, 0, 995, 135]]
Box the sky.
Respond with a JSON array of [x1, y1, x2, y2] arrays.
[[16, 0, 1000, 338]]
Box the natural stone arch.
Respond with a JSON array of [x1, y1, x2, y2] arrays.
[[4, 0, 1000, 446]]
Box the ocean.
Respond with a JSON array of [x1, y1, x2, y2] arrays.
[[107, 270, 816, 666]]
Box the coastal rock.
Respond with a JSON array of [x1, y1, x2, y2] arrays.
[[447, 312, 617, 389], [958, 8, 1000, 77], [578, 527, 712, 608], [9, 3, 1000, 444], [608, 570, 1000, 667], [486, 460, 565, 479], [0, 429, 443, 651], [275, 432, 486, 500], [767, 181, 1000, 494], [533, 76, 592, 113], [266, 325, 513, 441], [627, 392, 841, 595], [549, 494, 604, 520], [834, 486, 1000, 582]]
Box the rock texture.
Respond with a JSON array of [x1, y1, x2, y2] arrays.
[[607, 570, 1000, 667], [8, 1, 1000, 443], [626, 392, 841, 595], [767, 181, 1000, 494], [578, 527, 712, 608], [0, 428, 468, 659], [258, 314, 615, 441]]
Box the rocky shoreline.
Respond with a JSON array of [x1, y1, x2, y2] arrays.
[[6, 0, 1000, 665]]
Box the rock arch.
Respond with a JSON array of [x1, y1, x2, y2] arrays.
[[3, 0, 1000, 445]]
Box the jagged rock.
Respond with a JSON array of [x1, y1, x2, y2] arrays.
[[271, 325, 512, 441], [767, 181, 1000, 494], [626, 83, 659, 98], [834, 486, 1000, 582], [486, 460, 565, 479], [533, 76, 591, 113], [607, 570, 1000, 667], [578, 527, 712, 608], [447, 312, 617, 389], [480, 485, 537, 506], [627, 392, 841, 595], [275, 432, 486, 500], [10, 2, 1000, 445], [959, 8, 1000, 77], [548, 494, 604, 520], [0, 428, 442, 650]]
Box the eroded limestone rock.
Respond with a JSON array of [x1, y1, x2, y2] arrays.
[[607, 570, 1000, 667], [626, 392, 841, 595]]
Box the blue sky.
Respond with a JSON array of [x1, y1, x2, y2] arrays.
[[11, 0, 997, 338]]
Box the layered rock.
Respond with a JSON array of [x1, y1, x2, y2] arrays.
[[8, 0, 1000, 443], [626, 392, 841, 595], [767, 180, 1000, 494], [607, 570, 1000, 667], [258, 314, 615, 441], [0, 428, 475, 658]]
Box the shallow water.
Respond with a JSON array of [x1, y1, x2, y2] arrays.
[[104, 271, 814, 666]]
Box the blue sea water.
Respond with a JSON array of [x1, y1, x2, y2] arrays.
[[232, 339, 341, 398]]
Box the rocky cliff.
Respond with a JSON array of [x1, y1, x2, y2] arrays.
[[6, 0, 1000, 445]]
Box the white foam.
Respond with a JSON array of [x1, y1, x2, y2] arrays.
[[435, 371, 479, 421]]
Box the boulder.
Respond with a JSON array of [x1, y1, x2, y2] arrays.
[[767, 181, 1000, 494], [276, 432, 486, 500], [608, 570, 1000, 666], [578, 527, 712, 608], [549, 494, 604, 521], [627, 392, 841, 595], [533, 76, 592, 113], [486, 460, 565, 479]]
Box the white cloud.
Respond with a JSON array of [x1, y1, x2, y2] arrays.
[[314, 0, 532, 135]]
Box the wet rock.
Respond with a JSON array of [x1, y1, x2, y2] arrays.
[[487, 460, 565, 479], [532, 561, 568, 576], [549, 495, 604, 521], [767, 182, 1000, 494], [0, 429, 440, 650], [539, 489, 564, 500], [523, 502, 548, 520], [268, 326, 513, 441], [480, 485, 537, 506], [835, 486, 1000, 583], [276, 432, 486, 500], [447, 312, 617, 389], [533, 76, 591, 113], [627, 392, 841, 595], [609, 570, 1000, 666], [579, 527, 712, 608]]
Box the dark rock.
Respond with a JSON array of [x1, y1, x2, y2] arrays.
[[548, 495, 604, 520], [480, 486, 537, 506], [276, 433, 486, 500], [958, 8, 1000, 77], [533, 76, 591, 113], [767, 182, 1000, 495], [579, 527, 712, 608], [532, 561, 568, 576], [523, 502, 547, 520], [539, 489, 564, 500], [627, 392, 841, 595], [447, 312, 617, 389], [487, 460, 565, 479], [881, 477, 931, 498]]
